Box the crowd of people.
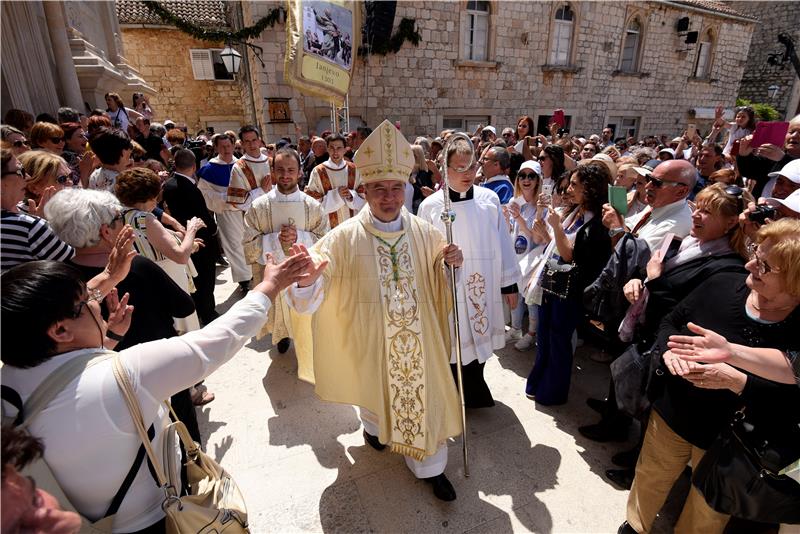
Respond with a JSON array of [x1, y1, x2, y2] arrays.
[[1, 94, 799, 533]]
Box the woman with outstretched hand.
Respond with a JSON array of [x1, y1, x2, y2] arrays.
[[1, 253, 312, 533]]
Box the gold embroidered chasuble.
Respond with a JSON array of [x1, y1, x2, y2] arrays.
[[290, 207, 462, 459]]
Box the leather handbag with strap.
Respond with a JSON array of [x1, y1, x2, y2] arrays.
[[692, 408, 800, 524], [540, 257, 577, 300], [111, 355, 250, 534]]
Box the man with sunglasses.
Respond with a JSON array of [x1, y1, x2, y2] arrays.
[[602, 159, 694, 252]]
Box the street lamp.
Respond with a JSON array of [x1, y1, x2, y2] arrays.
[[768, 84, 780, 99], [220, 44, 242, 75]]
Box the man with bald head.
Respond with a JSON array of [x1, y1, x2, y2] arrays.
[[603, 158, 694, 252]]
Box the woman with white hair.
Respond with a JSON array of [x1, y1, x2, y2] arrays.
[[44, 187, 208, 439]]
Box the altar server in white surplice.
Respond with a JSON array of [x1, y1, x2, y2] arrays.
[[417, 136, 521, 408], [243, 148, 328, 354], [305, 134, 365, 228], [228, 125, 272, 212]]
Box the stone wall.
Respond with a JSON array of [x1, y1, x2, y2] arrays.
[[246, 1, 754, 141], [120, 27, 250, 133], [727, 1, 800, 119]]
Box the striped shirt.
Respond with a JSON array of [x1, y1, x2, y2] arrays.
[[0, 210, 75, 271]]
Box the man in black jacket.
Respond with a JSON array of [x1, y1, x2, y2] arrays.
[[162, 149, 220, 324]]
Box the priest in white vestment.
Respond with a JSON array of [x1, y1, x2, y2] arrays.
[[285, 120, 464, 501], [243, 147, 329, 354], [417, 137, 521, 408]]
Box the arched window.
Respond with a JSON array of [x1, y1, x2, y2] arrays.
[[694, 29, 714, 78], [461, 1, 490, 61], [549, 4, 574, 65], [620, 18, 642, 72]]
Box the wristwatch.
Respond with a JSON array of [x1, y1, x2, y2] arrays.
[[609, 227, 625, 237]]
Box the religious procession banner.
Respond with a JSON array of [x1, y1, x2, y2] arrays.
[[284, 0, 360, 105]]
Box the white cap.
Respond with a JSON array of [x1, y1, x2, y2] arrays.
[[767, 159, 800, 184], [659, 148, 676, 157], [765, 189, 800, 215], [518, 160, 542, 176], [164, 119, 175, 126], [482, 125, 496, 135]]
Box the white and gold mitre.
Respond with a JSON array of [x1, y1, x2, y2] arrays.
[[353, 119, 414, 184]]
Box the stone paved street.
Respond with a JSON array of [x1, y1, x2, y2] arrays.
[[200, 266, 640, 533]]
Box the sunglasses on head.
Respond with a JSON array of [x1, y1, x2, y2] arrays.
[[722, 184, 746, 211], [12, 139, 30, 148], [645, 174, 684, 188]]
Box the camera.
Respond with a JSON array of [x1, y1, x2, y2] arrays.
[[748, 204, 777, 224]]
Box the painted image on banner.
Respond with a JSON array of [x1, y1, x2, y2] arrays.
[[302, 1, 353, 70]]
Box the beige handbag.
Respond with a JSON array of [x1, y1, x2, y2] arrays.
[[112, 356, 250, 533]]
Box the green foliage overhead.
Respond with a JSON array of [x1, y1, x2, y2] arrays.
[[142, 1, 421, 58], [141, 1, 282, 42], [736, 98, 781, 121]]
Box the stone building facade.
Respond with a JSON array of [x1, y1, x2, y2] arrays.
[[727, 1, 800, 119], [117, 1, 255, 134], [246, 0, 756, 140], [119, 28, 252, 134], [1, 0, 152, 118]]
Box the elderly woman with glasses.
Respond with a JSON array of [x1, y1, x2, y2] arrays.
[[0, 251, 310, 532], [1, 125, 31, 156], [586, 184, 755, 483], [620, 218, 800, 533], [29, 122, 65, 155], [0, 149, 74, 271]]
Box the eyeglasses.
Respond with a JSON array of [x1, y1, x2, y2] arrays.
[[517, 172, 538, 180], [71, 288, 103, 318], [645, 174, 686, 188], [748, 245, 780, 276], [538, 156, 549, 162], [109, 213, 124, 226], [12, 139, 29, 148], [2, 169, 25, 179]]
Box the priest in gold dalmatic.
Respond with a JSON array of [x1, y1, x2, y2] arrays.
[[285, 120, 464, 501]]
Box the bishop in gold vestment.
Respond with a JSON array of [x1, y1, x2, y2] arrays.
[[286, 120, 463, 500]]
